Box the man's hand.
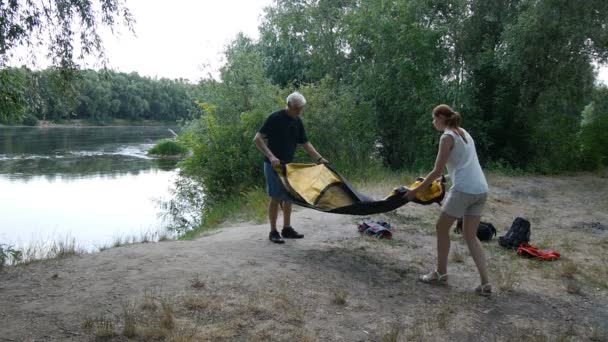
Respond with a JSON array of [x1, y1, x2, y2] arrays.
[[270, 156, 281, 167], [317, 157, 329, 164]]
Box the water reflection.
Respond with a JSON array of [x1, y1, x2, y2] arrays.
[[0, 126, 180, 251]]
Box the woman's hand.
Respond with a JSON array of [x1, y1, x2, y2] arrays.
[[406, 188, 418, 202]]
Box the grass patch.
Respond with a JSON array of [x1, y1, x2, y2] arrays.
[[382, 322, 402, 342], [95, 322, 115, 338], [180, 187, 268, 240], [491, 256, 521, 292], [564, 279, 584, 295], [141, 289, 158, 311], [183, 295, 209, 311], [189, 274, 206, 289], [332, 289, 349, 305], [591, 326, 608, 341], [6, 237, 83, 267], [148, 139, 188, 156], [560, 259, 578, 279], [451, 245, 465, 263], [99, 229, 174, 251], [122, 304, 138, 338], [160, 302, 175, 330]]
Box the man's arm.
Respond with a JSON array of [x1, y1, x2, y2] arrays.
[[303, 142, 328, 164], [253, 132, 280, 166]]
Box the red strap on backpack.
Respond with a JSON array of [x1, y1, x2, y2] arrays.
[[517, 243, 560, 261]]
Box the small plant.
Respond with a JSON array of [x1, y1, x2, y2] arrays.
[[565, 279, 583, 296], [95, 319, 115, 338], [189, 275, 205, 289], [21, 114, 39, 126], [122, 304, 138, 338], [0, 244, 22, 270], [141, 289, 157, 311], [591, 326, 608, 341], [82, 317, 95, 332], [332, 289, 349, 305], [183, 295, 209, 311], [451, 245, 465, 263], [148, 140, 188, 156], [560, 259, 577, 279], [160, 302, 175, 330], [496, 261, 521, 292], [382, 323, 402, 342]]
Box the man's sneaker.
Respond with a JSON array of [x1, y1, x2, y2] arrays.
[[281, 226, 304, 239], [269, 230, 285, 244]]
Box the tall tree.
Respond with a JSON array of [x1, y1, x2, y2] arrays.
[[0, 0, 134, 70]]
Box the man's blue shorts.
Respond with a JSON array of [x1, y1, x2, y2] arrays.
[[264, 162, 291, 202]]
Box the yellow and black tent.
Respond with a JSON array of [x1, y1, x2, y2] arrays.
[[274, 163, 446, 215]]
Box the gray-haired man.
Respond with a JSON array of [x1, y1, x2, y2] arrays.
[[253, 92, 328, 244]]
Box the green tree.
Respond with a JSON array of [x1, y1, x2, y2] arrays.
[[0, 0, 134, 70]]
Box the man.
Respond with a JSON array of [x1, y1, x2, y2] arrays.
[[253, 92, 328, 244]]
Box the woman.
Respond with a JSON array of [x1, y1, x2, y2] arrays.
[[406, 104, 491, 296]]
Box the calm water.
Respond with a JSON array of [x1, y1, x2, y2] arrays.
[[0, 126, 179, 251]]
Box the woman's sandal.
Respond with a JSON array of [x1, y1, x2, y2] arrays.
[[475, 283, 492, 297], [419, 270, 448, 284]]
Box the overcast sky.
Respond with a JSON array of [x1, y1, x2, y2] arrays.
[[96, 0, 274, 82], [8, 0, 608, 85]]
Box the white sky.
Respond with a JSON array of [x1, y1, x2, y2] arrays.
[[7, 0, 608, 85], [97, 0, 274, 82]]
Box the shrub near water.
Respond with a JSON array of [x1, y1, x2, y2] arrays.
[[148, 140, 188, 156]]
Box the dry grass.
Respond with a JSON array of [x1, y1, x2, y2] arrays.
[[564, 279, 584, 295], [183, 295, 209, 311], [121, 303, 138, 338], [141, 288, 158, 311], [332, 289, 349, 305], [160, 302, 175, 331], [94, 318, 115, 338], [382, 322, 402, 342], [489, 251, 522, 293], [273, 283, 305, 326], [451, 244, 465, 263], [189, 274, 205, 289], [13, 236, 82, 266], [82, 317, 94, 332], [590, 326, 608, 342], [560, 259, 578, 279]]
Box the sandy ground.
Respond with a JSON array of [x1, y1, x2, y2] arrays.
[[1, 173, 607, 341]]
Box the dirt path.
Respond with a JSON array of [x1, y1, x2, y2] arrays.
[[1, 174, 607, 341]]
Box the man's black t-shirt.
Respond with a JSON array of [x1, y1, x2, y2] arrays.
[[259, 109, 308, 163]]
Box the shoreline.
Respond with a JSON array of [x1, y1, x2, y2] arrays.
[[1, 119, 177, 128]]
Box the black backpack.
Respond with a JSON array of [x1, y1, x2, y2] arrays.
[[455, 218, 497, 241], [498, 217, 531, 249]]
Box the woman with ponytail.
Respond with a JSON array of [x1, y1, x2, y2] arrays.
[[406, 104, 491, 296]]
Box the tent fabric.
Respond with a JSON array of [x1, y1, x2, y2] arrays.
[[274, 163, 445, 215]]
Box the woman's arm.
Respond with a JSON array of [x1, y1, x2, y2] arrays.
[[407, 134, 453, 200]]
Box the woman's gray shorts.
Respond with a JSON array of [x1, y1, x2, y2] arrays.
[[441, 190, 487, 217]]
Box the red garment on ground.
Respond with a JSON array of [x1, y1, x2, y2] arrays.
[[517, 243, 561, 261]]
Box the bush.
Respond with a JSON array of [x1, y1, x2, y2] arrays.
[[178, 106, 268, 203], [21, 114, 39, 126], [0, 244, 22, 270], [579, 111, 608, 170], [148, 140, 188, 156]]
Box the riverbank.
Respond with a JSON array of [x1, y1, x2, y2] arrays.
[[1, 172, 607, 341], [0, 119, 176, 128]]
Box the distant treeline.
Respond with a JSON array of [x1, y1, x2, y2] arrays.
[[0, 67, 200, 124]]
